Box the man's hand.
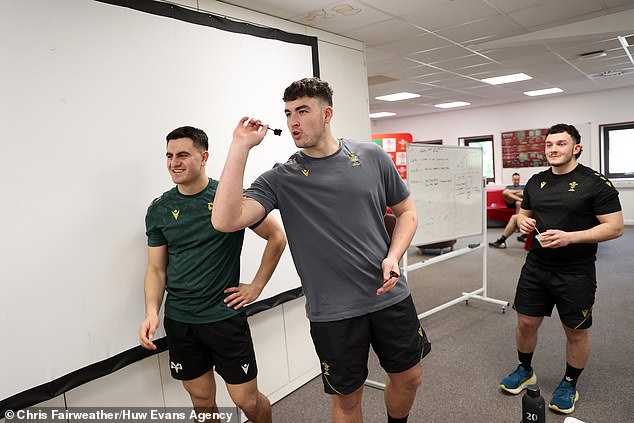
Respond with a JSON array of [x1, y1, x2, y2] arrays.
[[224, 283, 264, 310], [377, 258, 401, 295], [233, 116, 268, 150], [536, 229, 571, 248], [139, 314, 159, 350]]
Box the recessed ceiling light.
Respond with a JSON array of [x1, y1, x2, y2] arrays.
[[481, 73, 532, 85], [524, 88, 563, 97], [375, 92, 421, 102], [369, 112, 396, 118], [434, 101, 470, 109]]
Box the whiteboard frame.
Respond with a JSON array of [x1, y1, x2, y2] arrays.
[[406, 144, 484, 245]]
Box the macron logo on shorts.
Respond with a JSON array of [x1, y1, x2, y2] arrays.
[[241, 363, 249, 374], [171, 362, 183, 374]]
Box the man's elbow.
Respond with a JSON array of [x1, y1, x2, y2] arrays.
[[401, 209, 418, 228], [273, 230, 287, 255], [212, 214, 237, 233], [614, 224, 624, 239]]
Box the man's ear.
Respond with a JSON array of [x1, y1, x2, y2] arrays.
[[324, 105, 334, 124], [201, 150, 209, 166]]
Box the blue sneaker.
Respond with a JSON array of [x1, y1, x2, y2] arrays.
[[549, 380, 579, 414], [499, 364, 537, 394]]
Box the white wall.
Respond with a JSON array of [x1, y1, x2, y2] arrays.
[[4, 0, 369, 420], [372, 86, 634, 225]]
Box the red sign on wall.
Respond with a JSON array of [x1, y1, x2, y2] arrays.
[[372, 133, 412, 180], [501, 128, 548, 168]]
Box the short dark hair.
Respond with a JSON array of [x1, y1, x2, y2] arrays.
[[166, 126, 208, 151], [283, 77, 333, 106], [546, 123, 582, 159], [512, 172, 520, 177]]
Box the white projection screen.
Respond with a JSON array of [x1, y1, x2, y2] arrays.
[[0, 0, 316, 410]]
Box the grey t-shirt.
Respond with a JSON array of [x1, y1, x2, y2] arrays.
[[244, 139, 411, 322]]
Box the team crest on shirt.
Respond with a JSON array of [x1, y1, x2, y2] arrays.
[[540, 181, 547, 189], [348, 153, 361, 167], [208, 202, 213, 211], [171, 209, 180, 220], [568, 182, 578, 192]]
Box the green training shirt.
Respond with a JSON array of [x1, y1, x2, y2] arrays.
[[145, 178, 244, 324]]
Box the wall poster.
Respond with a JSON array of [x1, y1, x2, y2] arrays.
[[501, 128, 548, 168]]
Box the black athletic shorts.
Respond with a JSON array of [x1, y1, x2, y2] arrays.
[[309, 295, 431, 395], [164, 313, 257, 384], [513, 261, 597, 329]]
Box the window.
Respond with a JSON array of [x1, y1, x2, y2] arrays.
[[600, 122, 634, 179], [460, 135, 495, 183]]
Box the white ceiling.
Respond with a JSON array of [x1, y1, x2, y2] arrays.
[[216, 0, 634, 119]]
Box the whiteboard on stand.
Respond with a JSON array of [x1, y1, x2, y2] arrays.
[[407, 144, 483, 245]]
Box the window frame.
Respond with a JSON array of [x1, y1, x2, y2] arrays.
[[600, 121, 634, 180], [460, 135, 495, 183]]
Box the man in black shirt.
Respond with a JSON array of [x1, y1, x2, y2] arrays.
[[498, 123, 623, 415]]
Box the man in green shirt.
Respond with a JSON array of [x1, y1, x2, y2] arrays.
[[139, 126, 286, 423]]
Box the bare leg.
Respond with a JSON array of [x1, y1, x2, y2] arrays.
[[385, 363, 422, 419], [516, 313, 544, 353], [332, 386, 363, 423], [226, 378, 272, 423], [182, 371, 220, 423], [562, 325, 590, 369]]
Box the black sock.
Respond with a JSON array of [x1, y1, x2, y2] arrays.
[[563, 363, 583, 387], [498, 235, 508, 242], [518, 351, 533, 372], [387, 414, 408, 423]]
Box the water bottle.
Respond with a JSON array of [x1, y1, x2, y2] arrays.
[[521, 384, 545, 423]]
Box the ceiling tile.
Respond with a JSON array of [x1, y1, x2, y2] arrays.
[[480, 45, 550, 61], [404, 0, 501, 32], [508, 0, 606, 28], [409, 45, 479, 64], [383, 64, 442, 80], [219, 0, 335, 19], [435, 15, 525, 44], [358, 0, 451, 16], [288, 1, 391, 33], [373, 33, 453, 55], [432, 53, 495, 70], [367, 56, 422, 73], [342, 18, 421, 45]]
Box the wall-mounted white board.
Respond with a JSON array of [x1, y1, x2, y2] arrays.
[[0, 0, 316, 407], [407, 144, 483, 245]]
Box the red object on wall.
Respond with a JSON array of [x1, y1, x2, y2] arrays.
[[501, 128, 548, 168], [372, 133, 412, 180]]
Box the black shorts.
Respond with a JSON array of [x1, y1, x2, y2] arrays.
[[164, 313, 257, 384], [513, 261, 596, 329], [309, 295, 431, 395]]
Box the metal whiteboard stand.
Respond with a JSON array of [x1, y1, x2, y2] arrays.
[[364, 178, 509, 391]]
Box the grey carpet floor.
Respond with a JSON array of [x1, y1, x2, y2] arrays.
[[268, 227, 633, 423]]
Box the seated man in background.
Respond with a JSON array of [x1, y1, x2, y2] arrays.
[[490, 173, 526, 248], [503, 172, 525, 213]]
